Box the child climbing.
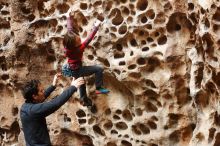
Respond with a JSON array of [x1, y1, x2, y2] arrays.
[[62, 12, 109, 107]]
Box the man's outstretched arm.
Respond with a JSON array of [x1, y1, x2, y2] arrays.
[[28, 77, 84, 117], [44, 73, 61, 98]]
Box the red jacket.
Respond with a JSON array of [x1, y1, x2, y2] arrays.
[[64, 17, 99, 69]]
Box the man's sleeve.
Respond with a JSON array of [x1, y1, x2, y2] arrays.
[[44, 85, 56, 98], [79, 26, 99, 51], [28, 86, 77, 117]]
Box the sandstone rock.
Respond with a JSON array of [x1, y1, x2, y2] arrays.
[[1, 0, 220, 146]]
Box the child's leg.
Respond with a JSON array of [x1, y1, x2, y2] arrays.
[[62, 64, 93, 106], [62, 64, 74, 77], [80, 65, 104, 88], [62, 64, 88, 99], [80, 65, 109, 94], [79, 83, 87, 98]]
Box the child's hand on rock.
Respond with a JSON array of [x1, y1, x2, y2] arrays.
[[94, 20, 102, 27]]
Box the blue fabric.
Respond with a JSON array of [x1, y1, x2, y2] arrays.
[[62, 63, 104, 99], [20, 85, 77, 146], [96, 87, 110, 94]]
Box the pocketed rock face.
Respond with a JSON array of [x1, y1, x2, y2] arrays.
[[0, 0, 220, 146]]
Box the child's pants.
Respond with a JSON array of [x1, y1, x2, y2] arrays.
[[62, 64, 104, 99]]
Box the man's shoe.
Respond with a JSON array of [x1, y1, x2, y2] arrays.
[[96, 87, 110, 94]]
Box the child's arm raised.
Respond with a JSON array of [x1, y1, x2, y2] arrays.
[[67, 16, 73, 32], [79, 20, 101, 51]]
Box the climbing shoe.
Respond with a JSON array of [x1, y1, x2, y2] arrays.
[[95, 87, 110, 94]]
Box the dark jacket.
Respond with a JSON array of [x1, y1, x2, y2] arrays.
[[20, 85, 77, 146]]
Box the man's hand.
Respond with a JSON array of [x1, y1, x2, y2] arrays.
[[52, 73, 62, 86], [71, 77, 85, 88], [94, 19, 102, 27]]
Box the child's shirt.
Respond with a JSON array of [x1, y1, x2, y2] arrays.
[[64, 17, 99, 70]]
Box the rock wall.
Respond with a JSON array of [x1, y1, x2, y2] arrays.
[[0, 0, 220, 146]]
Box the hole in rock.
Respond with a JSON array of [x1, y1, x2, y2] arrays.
[[114, 69, 121, 75], [139, 123, 150, 134], [107, 142, 117, 146], [93, 125, 105, 136], [137, 0, 148, 11], [157, 35, 167, 45], [76, 109, 86, 118], [142, 47, 149, 52], [119, 25, 127, 34], [104, 120, 113, 130], [1, 74, 9, 80], [122, 6, 129, 15], [12, 107, 18, 116], [147, 37, 154, 42], [56, 25, 63, 33], [122, 109, 133, 121], [147, 120, 157, 129], [105, 108, 111, 115], [21, 6, 31, 14], [137, 57, 146, 65], [147, 9, 155, 19], [121, 0, 127, 3], [27, 14, 35, 22], [135, 108, 143, 116], [130, 39, 138, 46], [132, 125, 141, 135], [57, 3, 69, 14], [119, 61, 126, 66], [146, 24, 152, 29], [113, 115, 121, 120], [80, 3, 87, 10], [11, 121, 20, 134], [188, 3, 194, 10], [213, 8, 220, 21], [88, 55, 94, 60], [145, 79, 156, 88], [145, 101, 158, 112], [208, 128, 216, 142], [141, 16, 148, 23], [127, 16, 133, 23], [115, 122, 128, 130], [103, 59, 110, 67], [129, 72, 141, 79], [116, 44, 123, 51], [111, 129, 118, 134], [1, 11, 9, 15], [88, 117, 95, 125], [214, 132, 220, 146], [114, 52, 125, 59], [139, 30, 145, 36], [112, 10, 124, 26], [141, 40, 146, 45], [175, 24, 181, 30], [116, 109, 122, 114], [128, 64, 137, 70], [78, 119, 86, 124], [64, 114, 71, 122]]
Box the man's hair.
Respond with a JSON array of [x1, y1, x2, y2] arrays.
[[22, 80, 40, 103], [63, 31, 78, 50]]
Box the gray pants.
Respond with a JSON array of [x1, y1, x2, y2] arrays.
[[62, 64, 104, 99]]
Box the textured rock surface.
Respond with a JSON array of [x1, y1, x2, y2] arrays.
[[0, 0, 220, 146]]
